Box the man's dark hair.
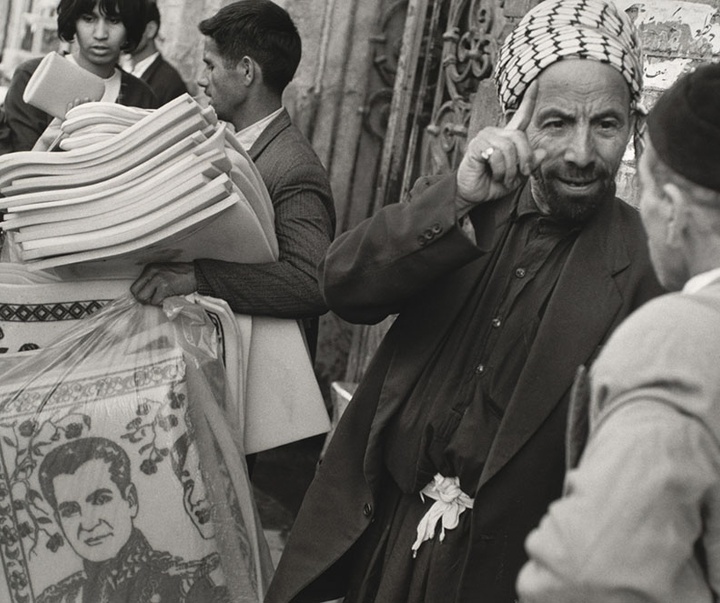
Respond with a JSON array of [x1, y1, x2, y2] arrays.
[[198, 0, 301, 96], [39, 437, 133, 511], [57, 0, 149, 52]]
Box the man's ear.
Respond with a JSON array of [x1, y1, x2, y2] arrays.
[[125, 483, 139, 518], [239, 56, 257, 86], [661, 182, 688, 247], [145, 20, 159, 40]]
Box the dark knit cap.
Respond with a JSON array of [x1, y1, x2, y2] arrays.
[[647, 62, 720, 192]]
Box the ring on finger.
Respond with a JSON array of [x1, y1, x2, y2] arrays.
[[480, 146, 495, 162]]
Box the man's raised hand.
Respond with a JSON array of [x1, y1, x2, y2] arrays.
[[456, 81, 545, 208]]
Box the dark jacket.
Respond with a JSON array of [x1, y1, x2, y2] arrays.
[[139, 53, 188, 106], [266, 175, 663, 602], [194, 109, 336, 356], [3, 56, 158, 152]]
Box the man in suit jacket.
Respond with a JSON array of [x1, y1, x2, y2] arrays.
[[130, 0, 335, 358], [265, 1, 662, 602], [123, 2, 189, 105], [517, 63, 720, 603]]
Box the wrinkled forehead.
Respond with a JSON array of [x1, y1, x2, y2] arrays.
[[533, 59, 632, 116]]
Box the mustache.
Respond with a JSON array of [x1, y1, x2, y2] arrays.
[[543, 164, 612, 182]]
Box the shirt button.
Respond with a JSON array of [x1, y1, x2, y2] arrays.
[[431, 223, 442, 234], [491, 317, 502, 328], [476, 363, 485, 374], [363, 503, 373, 517], [515, 267, 526, 278]]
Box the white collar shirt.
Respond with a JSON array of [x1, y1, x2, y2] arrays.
[[234, 107, 283, 151]]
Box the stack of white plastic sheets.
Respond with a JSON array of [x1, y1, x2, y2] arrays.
[[0, 94, 278, 273]]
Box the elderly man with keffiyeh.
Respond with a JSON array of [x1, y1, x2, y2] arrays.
[[266, 1, 663, 602]]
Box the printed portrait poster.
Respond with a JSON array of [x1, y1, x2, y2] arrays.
[[0, 347, 237, 603]]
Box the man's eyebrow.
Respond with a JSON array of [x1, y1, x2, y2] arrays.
[[86, 488, 113, 503], [57, 500, 79, 512], [592, 109, 626, 120]]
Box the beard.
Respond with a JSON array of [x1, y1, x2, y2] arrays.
[[531, 162, 618, 224]]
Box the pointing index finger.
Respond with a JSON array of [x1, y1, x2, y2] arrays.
[[505, 80, 538, 132]]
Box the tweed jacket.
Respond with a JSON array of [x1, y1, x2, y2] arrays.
[[140, 53, 188, 106], [194, 109, 336, 355], [266, 175, 663, 603], [3, 56, 158, 152], [518, 282, 720, 602]]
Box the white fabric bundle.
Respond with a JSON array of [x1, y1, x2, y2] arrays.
[[0, 94, 278, 273]]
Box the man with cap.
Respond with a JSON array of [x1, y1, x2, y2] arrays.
[[517, 62, 720, 603], [266, 1, 662, 601]]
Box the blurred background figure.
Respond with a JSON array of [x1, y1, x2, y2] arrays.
[[121, 0, 189, 106], [3, 0, 158, 152]]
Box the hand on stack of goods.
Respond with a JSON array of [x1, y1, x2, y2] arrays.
[[0, 94, 278, 273]]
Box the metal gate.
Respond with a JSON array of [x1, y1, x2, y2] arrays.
[[344, 0, 537, 380]]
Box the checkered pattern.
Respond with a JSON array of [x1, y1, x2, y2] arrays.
[[495, 0, 644, 114]]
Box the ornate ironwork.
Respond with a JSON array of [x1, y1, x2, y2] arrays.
[[361, 0, 409, 139], [422, 0, 504, 176]]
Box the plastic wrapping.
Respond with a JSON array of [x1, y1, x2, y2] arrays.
[[0, 295, 273, 603]]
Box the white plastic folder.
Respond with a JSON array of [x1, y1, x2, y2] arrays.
[[0, 297, 273, 603], [23, 52, 105, 119], [191, 295, 331, 455]]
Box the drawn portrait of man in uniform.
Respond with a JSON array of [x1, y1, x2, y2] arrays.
[[36, 436, 226, 603]]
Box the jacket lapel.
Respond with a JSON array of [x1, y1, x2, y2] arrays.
[[247, 109, 291, 161], [479, 197, 630, 488], [142, 54, 162, 82]]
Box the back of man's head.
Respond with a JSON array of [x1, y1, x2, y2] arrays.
[[198, 0, 301, 97], [647, 63, 720, 196]]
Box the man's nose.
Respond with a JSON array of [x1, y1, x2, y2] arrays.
[[94, 19, 109, 39], [78, 511, 100, 533], [564, 125, 595, 168]]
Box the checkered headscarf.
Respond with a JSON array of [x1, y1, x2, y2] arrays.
[[495, 0, 644, 115]]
